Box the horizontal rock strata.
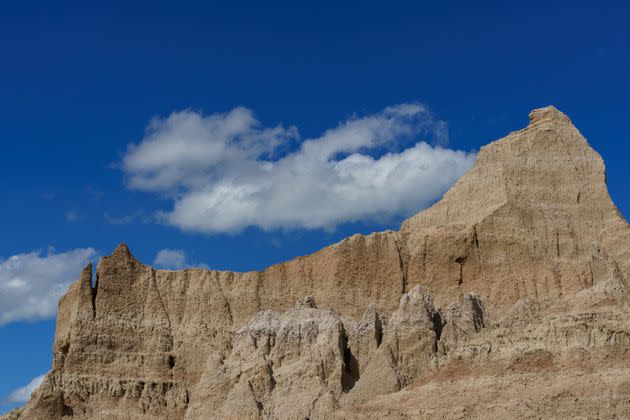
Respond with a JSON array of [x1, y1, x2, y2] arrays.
[[11, 106, 630, 419]]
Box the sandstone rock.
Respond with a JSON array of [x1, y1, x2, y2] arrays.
[[438, 292, 486, 349], [342, 286, 440, 406], [0, 409, 23, 420], [184, 299, 353, 419], [14, 106, 630, 419], [400, 106, 630, 312], [344, 304, 382, 376]]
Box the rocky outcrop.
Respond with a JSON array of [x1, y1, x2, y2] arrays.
[[341, 286, 440, 407], [15, 106, 630, 419], [400, 106, 630, 311], [185, 298, 350, 419], [0, 409, 23, 420]]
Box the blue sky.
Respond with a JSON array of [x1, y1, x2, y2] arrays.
[[1, 0, 629, 412]]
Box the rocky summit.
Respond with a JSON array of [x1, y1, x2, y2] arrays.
[[9, 106, 630, 419]]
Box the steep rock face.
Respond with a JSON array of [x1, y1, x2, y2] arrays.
[[15, 106, 630, 419], [185, 298, 352, 419], [336, 280, 630, 419], [22, 232, 406, 419], [400, 106, 630, 311], [341, 286, 440, 407]]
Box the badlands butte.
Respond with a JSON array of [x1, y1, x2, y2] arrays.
[[7, 106, 630, 419]]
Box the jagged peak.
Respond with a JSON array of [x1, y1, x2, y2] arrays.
[[96, 243, 140, 273], [79, 263, 93, 287], [113, 243, 131, 256], [401, 106, 609, 230], [109, 243, 140, 263], [81, 262, 92, 277], [527, 105, 572, 127]]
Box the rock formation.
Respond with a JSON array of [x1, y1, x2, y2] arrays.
[[8, 106, 630, 419]]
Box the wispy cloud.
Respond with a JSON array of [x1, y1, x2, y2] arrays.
[[0, 248, 96, 325], [7, 373, 46, 403], [153, 249, 207, 270], [121, 104, 475, 233]]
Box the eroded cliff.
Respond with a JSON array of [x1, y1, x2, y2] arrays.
[[12, 106, 630, 419]]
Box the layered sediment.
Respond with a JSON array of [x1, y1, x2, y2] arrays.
[[11, 106, 630, 419]]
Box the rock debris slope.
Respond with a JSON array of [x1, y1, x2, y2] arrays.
[[10, 106, 630, 419]]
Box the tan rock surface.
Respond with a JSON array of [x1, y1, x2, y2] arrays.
[[12, 106, 630, 419], [0, 409, 23, 420]]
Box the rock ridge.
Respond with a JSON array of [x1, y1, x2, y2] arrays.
[[11, 106, 630, 419]]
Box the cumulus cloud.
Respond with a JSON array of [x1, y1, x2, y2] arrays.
[[7, 374, 46, 403], [122, 104, 476, 233], [0, 248, 96, 325], [152, 249, 208, 270], [123, 107, 298, 192]]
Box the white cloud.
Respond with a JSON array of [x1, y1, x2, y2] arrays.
[[123, 107, 298, 192], [152, 249, 208, 270], [153, 249, 186, 269], [7, 374, 46, 403], [122, 104, 476, 233], [0, 248, 96, 325]]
